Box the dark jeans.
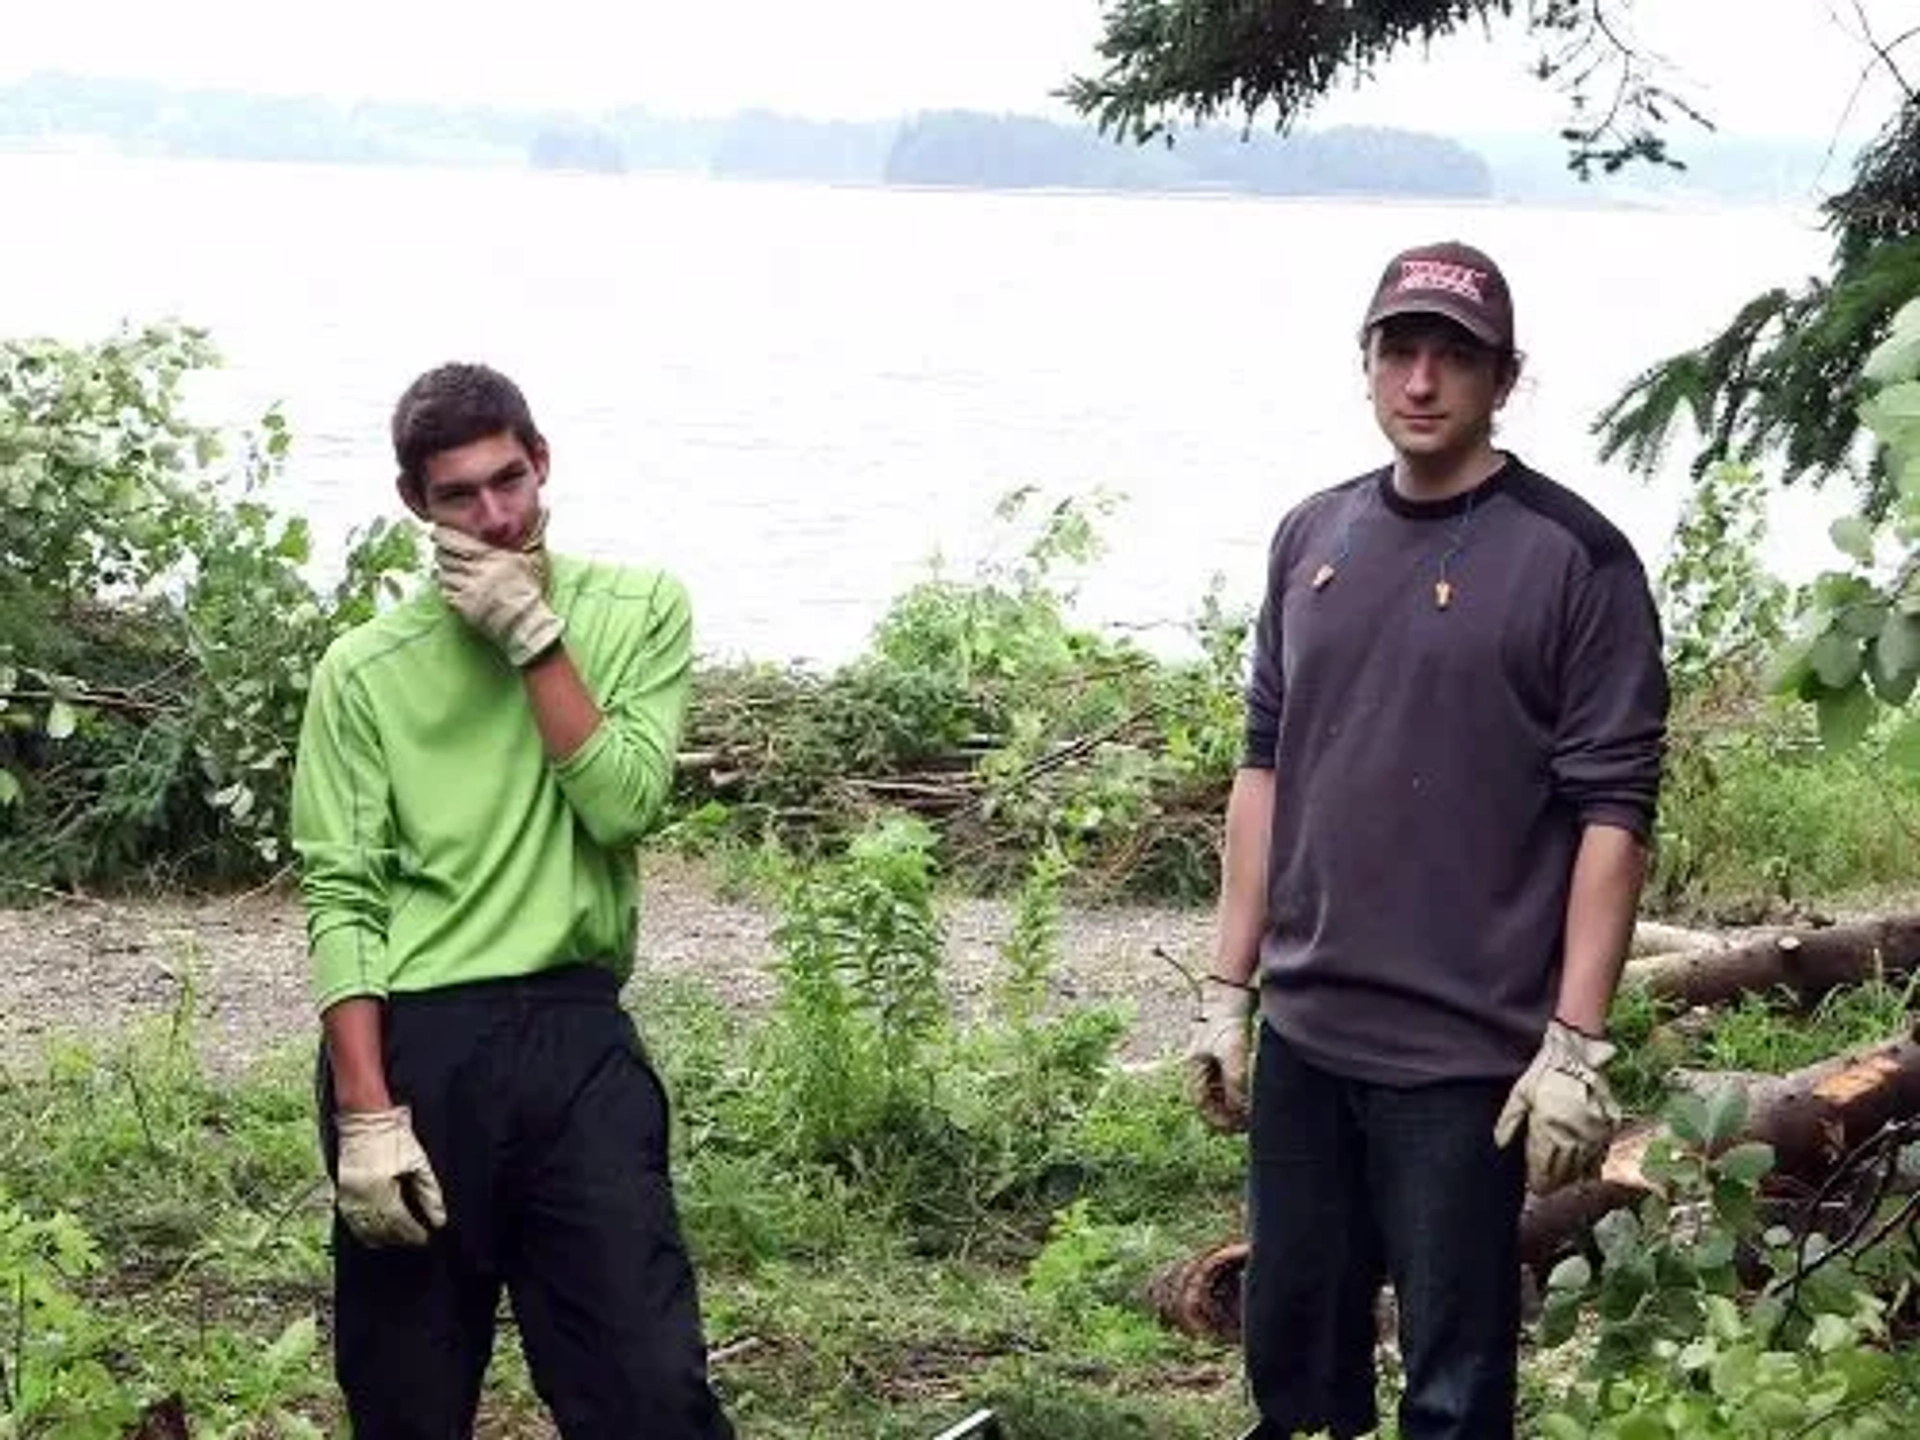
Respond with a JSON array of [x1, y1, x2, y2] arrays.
[[1242, 1023, 1526, 1440], [317, 965, 734, 1440]]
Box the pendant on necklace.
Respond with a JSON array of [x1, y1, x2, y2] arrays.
[[1311, 563, 1336, 590], [1434, 580, 1453, 610]]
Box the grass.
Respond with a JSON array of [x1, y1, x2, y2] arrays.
[[4, 702, 1919, 1438], [1606, 972, 1920, 1117], [1650, 698, 1920, 922], [0, 969, 1253, 1438], [3, 952, 1910, 1438]]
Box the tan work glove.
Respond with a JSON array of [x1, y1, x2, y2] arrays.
[[432, 511, 564, 667], [1493, 1019, 1621, 1193], [334, 1106, 449, 1247], [1184, 975, 1256, 1132]]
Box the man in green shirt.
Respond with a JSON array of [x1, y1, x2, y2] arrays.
[[291, 363, 734, 1439]]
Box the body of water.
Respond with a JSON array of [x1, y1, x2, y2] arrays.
[[0, 152, 1847, 663]]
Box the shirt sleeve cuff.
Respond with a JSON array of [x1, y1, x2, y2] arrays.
[[1241, 728, 1278, 770], [1579, 804, 1652, 844], [550, 722, 637, 838], [311, 929, 390, 1013]]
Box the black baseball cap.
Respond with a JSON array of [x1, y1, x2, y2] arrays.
[[1360, 241, 1515, 350]]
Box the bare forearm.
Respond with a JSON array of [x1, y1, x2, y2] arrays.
[[522, 645, 603, 760], [323, 998, 392, 1112], [1214, 767, 1275, 984], [1556, 823, 1648, 1035]]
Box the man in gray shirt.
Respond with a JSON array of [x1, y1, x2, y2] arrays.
[[1186, 241, 1669, 1440]]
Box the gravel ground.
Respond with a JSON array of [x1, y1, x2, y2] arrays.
[[0, 855, 1216, 1078]]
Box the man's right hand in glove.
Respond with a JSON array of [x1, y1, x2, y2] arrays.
[[1184, 975, 1256, 1132], [432, 511, 565, 668], [334, 1106, 448, 1247]]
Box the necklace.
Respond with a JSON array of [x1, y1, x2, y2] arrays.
[[1309, 476, 1483, 611], [1432, 487, 1480, 610], [1309, 484, 1371, 592]]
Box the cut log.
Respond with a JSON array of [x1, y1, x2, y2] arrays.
[[1705, 1027, 1920, 1180], [1152, 1025, 1920, 1342], [1517, 1122, 1665, 1276], [1625, 913, 1920, 1010], [125, 1395, 188, 1440], [1631, 921, 1730, 957], [1524, 1026, 1920, 1270], [1146, 1239, 1249, 1343]]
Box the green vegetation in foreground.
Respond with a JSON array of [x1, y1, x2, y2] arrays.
[[0, 835, 1253, 1437], [3, 822, 1917, 1437]]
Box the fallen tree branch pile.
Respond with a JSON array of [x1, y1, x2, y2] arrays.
[[671, 661, 1233, 895]]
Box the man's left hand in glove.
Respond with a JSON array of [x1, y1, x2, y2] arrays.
[[1493, 1017, 1620, 1193]]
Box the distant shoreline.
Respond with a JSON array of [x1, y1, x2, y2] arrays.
[[0, 143, 1823, 219], [0, 71, 1852, 211]]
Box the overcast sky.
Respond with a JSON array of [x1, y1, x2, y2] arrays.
[[1, 0, 1909, 140]]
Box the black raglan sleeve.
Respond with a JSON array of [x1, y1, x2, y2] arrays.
[[1242, 517, 1295, 770], [1550, 552, 1671, 839]]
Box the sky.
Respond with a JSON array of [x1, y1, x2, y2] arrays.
[[0, 0, 1910, 141]]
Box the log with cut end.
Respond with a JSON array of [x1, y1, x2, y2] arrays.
[[1525, 1025, 1920, 1270], [1151, 1025, 1920, 1343], [126, 1396, 189, 1440], [1625, 914, 1920, 1010], [1146, 1239, 1249, 1343]]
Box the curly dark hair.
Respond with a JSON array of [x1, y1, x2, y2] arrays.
[[391, 363, 546, 495]]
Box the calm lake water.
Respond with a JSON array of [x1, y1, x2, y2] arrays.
[[0, 152, 1846, 664]]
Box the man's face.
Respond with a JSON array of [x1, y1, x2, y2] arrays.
[[405, 431, 547, 548], [1364, 316, 1515, 464]]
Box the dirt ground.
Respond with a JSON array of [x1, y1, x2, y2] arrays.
[[0, 855, 1217, 1078]]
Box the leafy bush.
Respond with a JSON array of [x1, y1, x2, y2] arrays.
[[0, 323, 419, 898], [1024, 1199, 1175, 1364], [676, 488, 1251, 900], [654, 815, 1240, 1259], [0, 1196, 139, 1438], [0, 995, 333, 1438], [1649, 695, 1920, 918], [1656, 459, 1790, 701], [1535, 1089, 1920, 1437], [1648, 448, 1920, 917], [1767, 295, 1920, 759]]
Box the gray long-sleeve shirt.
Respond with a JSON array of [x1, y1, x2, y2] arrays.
[[1244, 456, 1669, 1085]]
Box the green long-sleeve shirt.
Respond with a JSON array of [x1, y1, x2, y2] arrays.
[[290, 556, 692, 1013]]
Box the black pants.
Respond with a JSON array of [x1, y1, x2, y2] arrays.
[[317, 966, 734, 1440], [1242, 1023, 1526, 1440]]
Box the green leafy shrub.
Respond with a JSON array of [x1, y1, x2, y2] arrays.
[[1648, 447, 1920, 918], [676, 488, 1250, 900], [1766, 294, 1920, 761], [675, 818, 1215, 1255], [0, 323, 419, 897], [0, 1196, 140, 1438], [1024, 1199, 1175, 1364], [1535, 1088, 1920, 1437]]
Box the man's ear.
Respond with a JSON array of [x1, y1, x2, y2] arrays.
[[1495, 350, 1525, 409], [396, 471, 429, 520], [532, 441, 551, 488]]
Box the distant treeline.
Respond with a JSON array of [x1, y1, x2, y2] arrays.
[[0, 70, 1848, 204], [883, 111, 1489, 196], [0, 71, 1481, 198]]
